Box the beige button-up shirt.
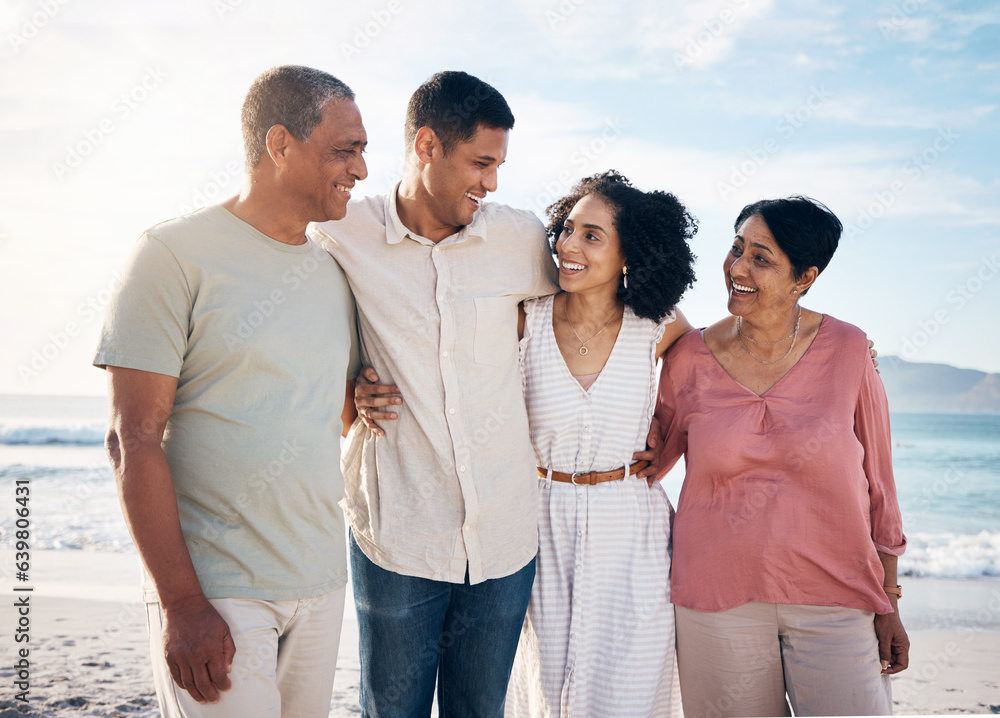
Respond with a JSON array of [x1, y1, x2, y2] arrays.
[[310, 187, 558, 584]]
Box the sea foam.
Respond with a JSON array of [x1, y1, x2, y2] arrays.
[[0, 420, 106, 445], [900, 531, 1000, 578]]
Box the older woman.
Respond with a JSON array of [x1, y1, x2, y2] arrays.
[[653, 196, 908, 717], [505, 171, 697, 717]]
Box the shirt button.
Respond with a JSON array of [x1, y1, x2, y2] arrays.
[[438, 294, 445, 301], [460, 465, 467, 472], [442, 350, 449, 358], [449, 408, 456, 415], [463, 525, 471, 532]]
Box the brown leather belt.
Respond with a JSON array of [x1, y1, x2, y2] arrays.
[[537, 460, 649, 485]]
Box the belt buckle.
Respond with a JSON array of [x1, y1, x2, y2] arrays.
[[570, 471, 580, 486]]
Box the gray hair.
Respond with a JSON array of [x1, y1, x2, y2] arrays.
[[241, 65, 355, 171]]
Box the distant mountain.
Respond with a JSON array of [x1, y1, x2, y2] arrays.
[[879, 356, 1000, 414]]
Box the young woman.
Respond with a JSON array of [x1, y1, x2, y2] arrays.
[[505, 171, 697, 717]]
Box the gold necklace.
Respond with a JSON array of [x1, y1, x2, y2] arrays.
[[564, 300, 619, 356], [737, 307, 801, 365]]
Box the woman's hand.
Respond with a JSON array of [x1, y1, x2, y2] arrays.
[[874, 606, 909, 674], [354, 367, 402, 437], [875, 552, 908, 674]]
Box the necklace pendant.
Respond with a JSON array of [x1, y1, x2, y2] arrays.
[[579, 346, 588, 356]]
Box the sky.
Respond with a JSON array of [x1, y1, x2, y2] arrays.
[[1, 0, 998, 396]]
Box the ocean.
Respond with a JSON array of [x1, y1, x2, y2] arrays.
[[1, 395, 998, 579]]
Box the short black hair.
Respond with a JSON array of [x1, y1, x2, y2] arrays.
[[241, 65, 354, 171], [404, 71, 514, 155], [734, 196, 842, 296], [545, 171, 698, 323]]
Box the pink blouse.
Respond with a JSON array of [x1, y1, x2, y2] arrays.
[[655, 315, 906, 615]]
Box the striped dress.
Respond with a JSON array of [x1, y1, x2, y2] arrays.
[[505, 295, 680, 718]]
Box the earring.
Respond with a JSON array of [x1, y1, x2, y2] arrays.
[[793, 289, 798, 294], [623, 266, 629, 289]]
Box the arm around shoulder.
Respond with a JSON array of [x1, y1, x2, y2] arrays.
[[655, 308, 694, 360]]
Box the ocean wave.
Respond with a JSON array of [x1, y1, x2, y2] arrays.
[[0, 527, 134, 553], [899, 531, 1000, 578], [0, 421, 106, 445]]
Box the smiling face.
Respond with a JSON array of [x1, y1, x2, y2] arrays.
[[284, 98, 368, 222], [422, 124, 509, 231], [555, 194, 626, 295], [724, 213, 805, 320]]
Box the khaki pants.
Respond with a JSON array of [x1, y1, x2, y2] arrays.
[[675, 602, 892, 717], [146, 588, 345, 718]]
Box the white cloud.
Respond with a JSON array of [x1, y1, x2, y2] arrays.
[[507, 0, 776, 79]]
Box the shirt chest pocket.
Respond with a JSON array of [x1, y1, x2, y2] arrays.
[[473, 297, 517, 367]]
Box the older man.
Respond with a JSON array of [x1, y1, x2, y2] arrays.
[[95, 65, 366, 717]]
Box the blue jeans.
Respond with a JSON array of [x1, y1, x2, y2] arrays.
[[349, 532, 535, 718]]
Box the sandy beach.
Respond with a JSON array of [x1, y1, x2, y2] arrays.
[[2, 550, 998, 716]]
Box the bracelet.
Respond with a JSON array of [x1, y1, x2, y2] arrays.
[[883, 584, 902, 599]]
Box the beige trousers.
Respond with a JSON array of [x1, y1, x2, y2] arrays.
[[146, 588, 345, 718], [675, 602, 892, 717]]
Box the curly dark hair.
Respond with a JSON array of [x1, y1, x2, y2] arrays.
[[545, 171, 698, 322]]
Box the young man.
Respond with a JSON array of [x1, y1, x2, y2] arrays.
[[311, 71, 558, 716], [95, 65, 367, 717]]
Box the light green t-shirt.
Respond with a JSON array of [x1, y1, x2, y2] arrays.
[[95, 204, 359, 602]]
